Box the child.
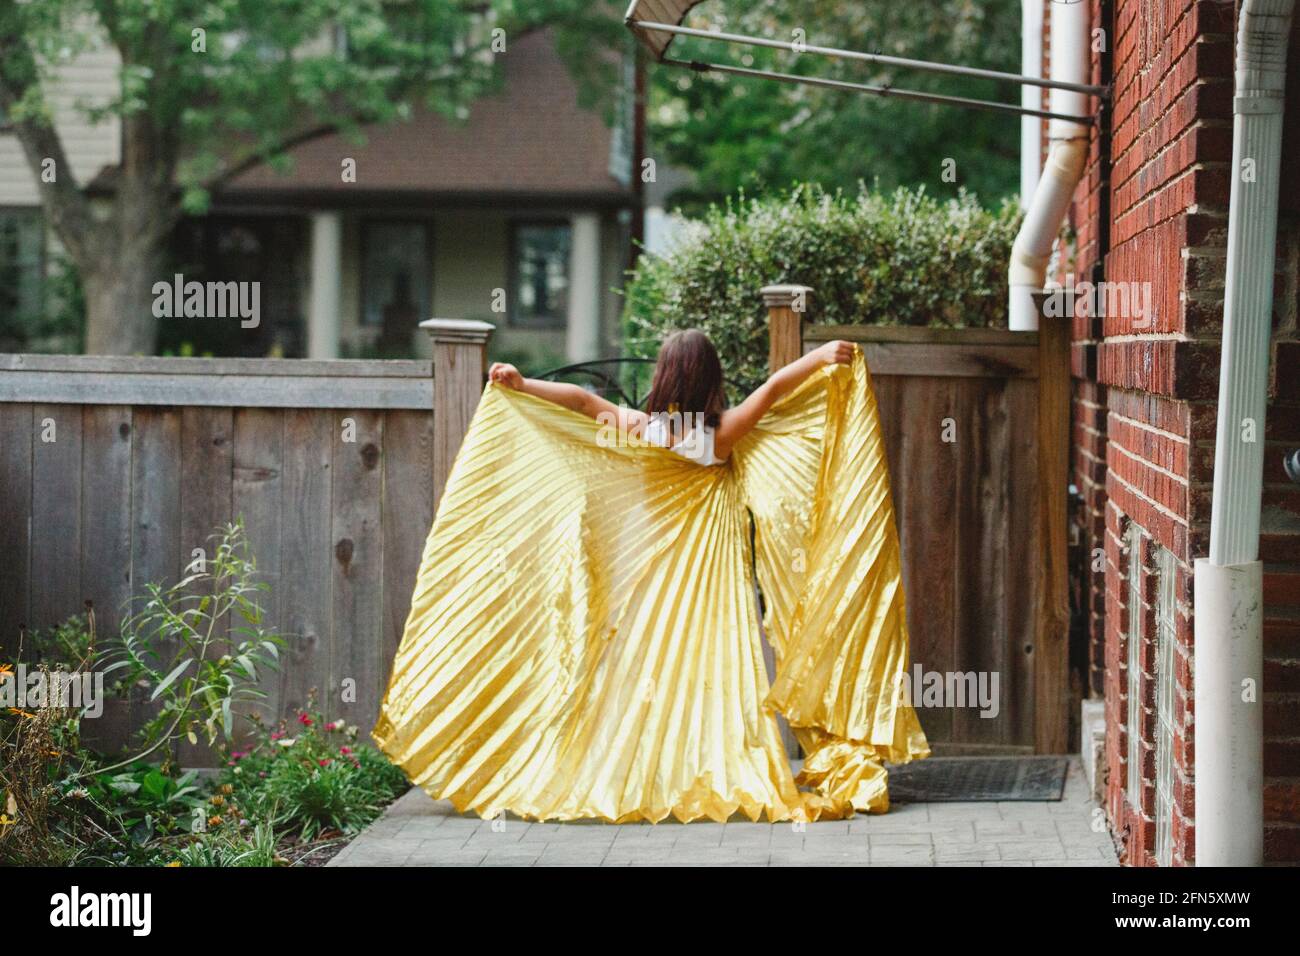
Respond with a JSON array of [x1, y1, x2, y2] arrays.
[[488, 329, 854, 464]]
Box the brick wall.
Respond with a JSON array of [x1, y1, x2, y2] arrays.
[[1064, 0, 1300, 865]]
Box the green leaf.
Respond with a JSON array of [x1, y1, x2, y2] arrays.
[[151, 658, 194, 701]]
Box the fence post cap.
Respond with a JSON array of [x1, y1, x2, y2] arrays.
[[420, 318, 496, 345], [760, 284, 814, 308]]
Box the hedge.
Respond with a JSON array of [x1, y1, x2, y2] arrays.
[[621, 184, 1022, 388]]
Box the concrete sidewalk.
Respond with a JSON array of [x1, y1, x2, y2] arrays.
[[329, 757, 1119, 867]]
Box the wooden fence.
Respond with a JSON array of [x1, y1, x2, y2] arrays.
[[765, 285, 1066, 754], [1, 298, 1069, 760], [0, 320, 491, 755]]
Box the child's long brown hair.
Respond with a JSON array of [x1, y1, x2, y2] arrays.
[[644, 329, 727, 431]]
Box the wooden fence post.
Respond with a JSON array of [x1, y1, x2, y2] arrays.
[[1034, 299, 1072, 754], [762, 284, 812, 371], [421, 318, 495, 509]]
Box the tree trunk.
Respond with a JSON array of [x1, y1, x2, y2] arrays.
[[82, 243, 164, 355]]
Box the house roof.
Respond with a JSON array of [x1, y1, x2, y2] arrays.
[[201, 30, 635, 208]]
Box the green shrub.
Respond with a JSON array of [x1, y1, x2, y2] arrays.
[[221, 698, 408, 843], [622, 184, 1022, 388]]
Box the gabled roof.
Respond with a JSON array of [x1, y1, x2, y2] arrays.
[[212, 29, 635, 206]]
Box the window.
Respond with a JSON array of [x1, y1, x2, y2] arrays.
[[0, 209, 44, 328], [361, 221, 431, 355], [1153, 546, 1178, 866], [510, 222, 570, 328], [1125, 525, 1145, 807]]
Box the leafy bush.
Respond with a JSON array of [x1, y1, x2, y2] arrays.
[[1, 524, 407, 867], [221, 698, 408, 843], [100, 520, 283, 769], [622, 184, 1022, 388]]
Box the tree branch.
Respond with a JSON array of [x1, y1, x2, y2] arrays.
[[0, 0, 102, 265]]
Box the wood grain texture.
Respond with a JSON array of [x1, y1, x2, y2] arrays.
[[127, 406, 183, 755], [279, 408, 334, 722], [232, 408, 285, 735], [80, 406, 134, 640], [330, 410, 385, 732], [0, 403, 33, 657], [380, 410, 434, 685], [1035, 317, 1072, 754], [178, 406, 233, 765], [30, 405, 82, 634], [432, 341, 485, 508]]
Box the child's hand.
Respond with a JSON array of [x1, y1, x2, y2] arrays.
[[812, 340, 855, 367], [488, 362, 524, 390]]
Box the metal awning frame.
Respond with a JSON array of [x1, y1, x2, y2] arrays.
[[631, 19, 1109, 125]]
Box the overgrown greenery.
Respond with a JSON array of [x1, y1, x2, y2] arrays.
[[622, 183, 1021, 388], [220, 697, 408, 844], [648, 0, 1023, 213], [100, 523, 284, 769], [0, 523, 409, 866]]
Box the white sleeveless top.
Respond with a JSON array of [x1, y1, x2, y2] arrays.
[[643, 416, 726, 466]]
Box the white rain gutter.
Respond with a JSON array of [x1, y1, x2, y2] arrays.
[[1195, 0, 1294, 868], [1008, 0, 1091, 331], [1020, 0, 1045, 205]]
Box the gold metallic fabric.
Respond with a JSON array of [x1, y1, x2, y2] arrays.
[[373, 351, 929, 822]]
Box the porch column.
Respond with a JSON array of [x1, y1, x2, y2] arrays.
[[307, 211, 343, 359], [422, 318, 495, 510], [566, 212, 602, 362]]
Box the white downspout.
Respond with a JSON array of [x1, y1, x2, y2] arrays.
[[1195, 0, 1294, 868], [1008, 0, 1090, 331], [1020, 0, 1045, 206]]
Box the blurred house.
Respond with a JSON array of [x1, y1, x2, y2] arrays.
[[0, 29, 641, 366]]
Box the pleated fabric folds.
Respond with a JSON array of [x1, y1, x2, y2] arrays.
[[373, 349, 929, 822]]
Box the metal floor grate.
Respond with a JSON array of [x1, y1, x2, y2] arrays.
[[886, 756, 1069, 802]]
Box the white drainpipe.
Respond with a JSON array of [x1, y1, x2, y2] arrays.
[[1020, 0, 1045, 206], [1008, 0, 1090, 331], [1195, 0, 1294, 868]]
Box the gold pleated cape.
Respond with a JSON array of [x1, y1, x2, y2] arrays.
[[373, 350, 929, 823]]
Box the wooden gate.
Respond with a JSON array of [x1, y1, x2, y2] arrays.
[[765, 286, 1070, 754]]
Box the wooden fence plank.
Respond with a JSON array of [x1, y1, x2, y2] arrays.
[[279, 408, 333, 722], [127, 407, 183, 757], [1035, 316, 1073, 753], [80, 406, 134, 641], [951, 378, 1009, 747], [232, 408, 284, 736], [30, 405, 82, 635], [380, 410, 434, 683], [875, 376, 957, 745], [74, 406, 135, 756], [330, 410, 386, 733], [1004, 379, 1040, 748], [178, 406, 233, 764], [0, 403, 32, 658]]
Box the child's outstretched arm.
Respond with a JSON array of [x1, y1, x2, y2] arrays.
[[488, 363, 649, 433], [713, 340, 854, 459]]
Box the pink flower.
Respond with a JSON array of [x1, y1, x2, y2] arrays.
[[270, 731, 284, 741], [318, 758, 331, 767], [339, 746, 353, 756], [297, 713, 313, 727]]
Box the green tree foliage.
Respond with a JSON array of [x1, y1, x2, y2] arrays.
[[647, 0, 1023, 212], [0, 0, 626, 353]]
